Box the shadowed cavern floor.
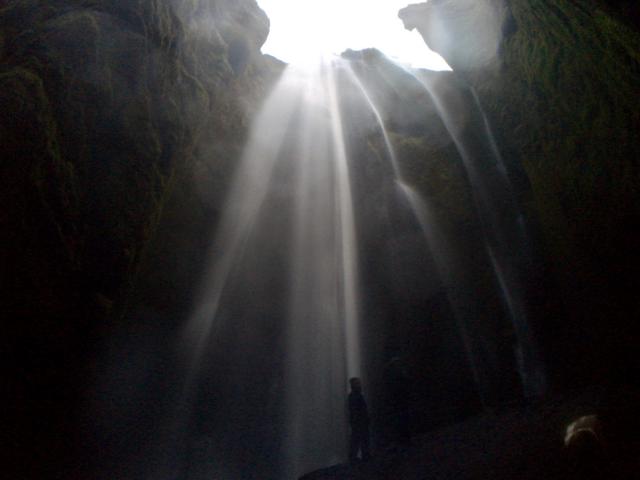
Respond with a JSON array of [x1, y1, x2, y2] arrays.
[[301, 386, 639, 480]]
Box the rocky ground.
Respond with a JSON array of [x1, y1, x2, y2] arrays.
[[300, 386, 638, 480]]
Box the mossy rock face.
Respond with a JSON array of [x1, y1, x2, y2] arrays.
[[1, 1, 275, 475], [3, 6, 175, 300], [1, 0, 272, 309], [338, 50, 520, 407], [341, 52, 469, 218], [0, 66, 80, 317], [489, 1, 640, 377], [500, 0, 640, 256], [400, 0, 640, 385]]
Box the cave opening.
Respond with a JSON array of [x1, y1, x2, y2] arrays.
[[257, 0, 451, 70]]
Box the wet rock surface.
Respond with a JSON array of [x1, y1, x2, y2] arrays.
[[399, 0, 640, 390], [1, 1, 277, 477]]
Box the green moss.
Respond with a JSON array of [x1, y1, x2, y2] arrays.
[[0, 0, 280, 327], [0, 66, 80, 264], [482, 0, 639, 268], [391, 133, 475, 226]]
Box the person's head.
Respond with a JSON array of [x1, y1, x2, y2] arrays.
[[349, 377, 362, 393]]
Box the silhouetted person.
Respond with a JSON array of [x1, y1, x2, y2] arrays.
[[348, 377, 371, 462]]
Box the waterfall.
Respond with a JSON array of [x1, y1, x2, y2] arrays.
[[345, 63, 489, 406], [171, 52, 547, 479], [180, 58, 365, 479], [401, 67, 547, 400]]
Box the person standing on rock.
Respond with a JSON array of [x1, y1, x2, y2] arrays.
[[348, 377, 371, 463]]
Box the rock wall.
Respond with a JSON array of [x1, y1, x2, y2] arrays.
[[0, 1, 278, 477], [400, 0, 640, 387]]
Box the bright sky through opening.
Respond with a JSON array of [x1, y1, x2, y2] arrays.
[[257, 0, 451, 70]]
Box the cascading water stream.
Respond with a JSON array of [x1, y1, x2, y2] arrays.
[[346, 63, 489, 405], [178, 58, 365, 479], [400, 66, 547, 399], [347, 56, 533, 407], [396, 181, 491, 404], [284, 59, 363, 478], [345, 65, 403, 178], [150, 76, 307, 479], [170, 47, 546, 478], [182, 75, 304, 384]]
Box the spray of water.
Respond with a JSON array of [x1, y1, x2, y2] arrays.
[[397, 65, 547, 399], [182, 74, 304, 382], [283, 59, 363, 478], [347, 53, 547, 404], [346, 62, 491, 406], [345, 64, 402, 178], [178, 58, 367, 479], [172, 48, 546, 478]]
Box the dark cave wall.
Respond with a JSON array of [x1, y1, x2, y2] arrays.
[[0, 1, 277, 477], [401, 0, 640, 387], [497, 0, 640, 385], [1, 0, 275, 319], [339, 52, 522, 417]]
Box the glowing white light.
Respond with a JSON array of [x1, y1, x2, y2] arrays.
[[257, 0, 451, 70]]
